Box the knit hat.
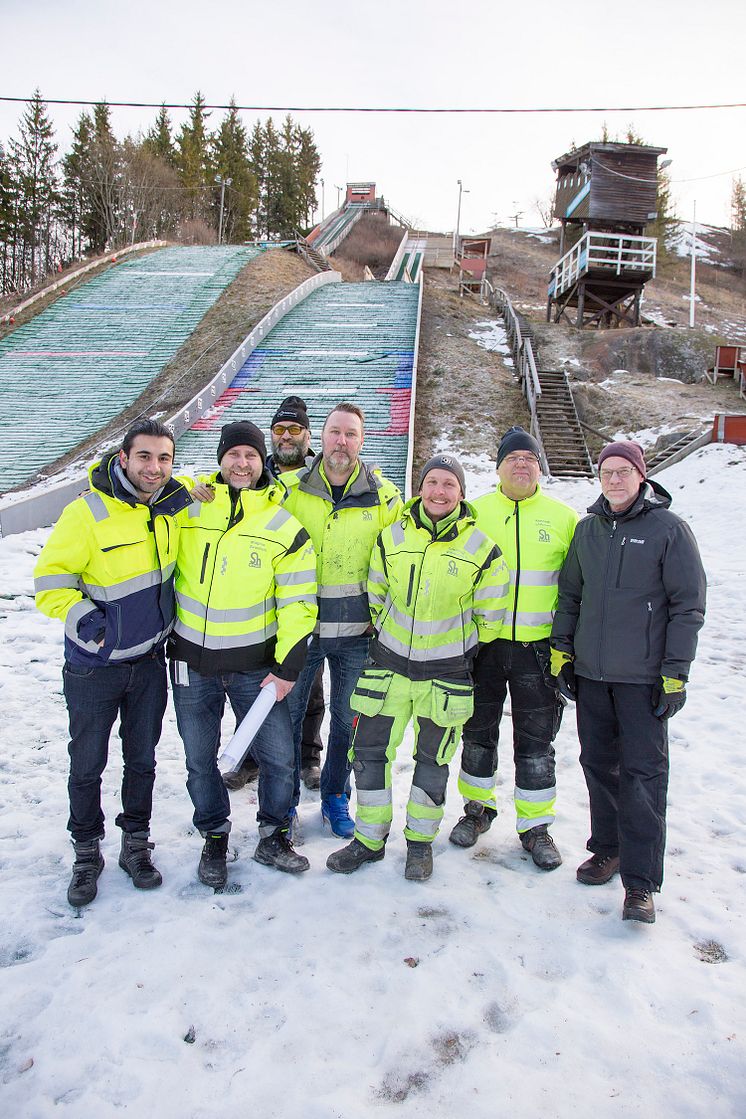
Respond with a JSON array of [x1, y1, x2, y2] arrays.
[[419, 454, 466, 497], [496, 426, 542, 467], [216, 420, 267, 465], [598, 440, 647, 479], [271, 395, 310, 431]]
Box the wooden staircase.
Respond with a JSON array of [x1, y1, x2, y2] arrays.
[[646, 428, 712, 475], [295, 237, 332, 273], [534, 370, 594, 477]]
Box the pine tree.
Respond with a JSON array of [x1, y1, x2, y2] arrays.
[[143, 104, 176, 167], [295, 125, 321, 230], [731, 176, 746, 275], [248, 120, 268, 237], [176, 91, 211, 221], [0, 141, 17, 292], [8, 89, 59, 285], [210, 98, 257, 242], [83, 101, 123, 251], [61, 111, 93, 258]]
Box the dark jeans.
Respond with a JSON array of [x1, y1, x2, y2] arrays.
[[460, 638, 561, 831], [63, 651, 167, 842], [288, 635, 369, 803], [301, 664, 326, 766], [170, 663, 294, 837], [576, 676, 669, 891]]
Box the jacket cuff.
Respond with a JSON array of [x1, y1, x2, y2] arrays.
[[272, 635, 309, 682]]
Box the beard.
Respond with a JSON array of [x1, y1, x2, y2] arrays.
[[274, 443, 306, 468]]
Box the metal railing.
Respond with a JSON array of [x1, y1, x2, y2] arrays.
[[485, 282, 550, 475], [549, 232, 657, 298]]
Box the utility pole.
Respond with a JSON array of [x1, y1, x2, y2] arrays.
[[453, 180, 469, 259], [216, 175, 232, 244]]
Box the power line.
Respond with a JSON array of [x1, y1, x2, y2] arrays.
[[1, 96, 746, 114]]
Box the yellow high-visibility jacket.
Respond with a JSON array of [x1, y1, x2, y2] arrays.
[[282, 455, 402, 640], [472, 484, 578, 642], [171, 474, 317, 678]]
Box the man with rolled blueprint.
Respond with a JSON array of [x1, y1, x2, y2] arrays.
[[169, 420, 317, 888]]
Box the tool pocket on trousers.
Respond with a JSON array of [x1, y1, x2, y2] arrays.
[[430, 679, 474, 727], [350, 668, 394, 717]]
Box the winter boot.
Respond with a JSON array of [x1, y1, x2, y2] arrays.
[[520, 824, 562, 870], [321, 793, 355, 839], [118, 831, 163, 890], [67, 838, 105, 907], [301, 763, 321, 791], [448, 801, 495, 848], [404, 839, 433, 881], [622, 886, 656, 924], [253, 829, 309, 874], [327, 838, 386, 874], [577, 853, 620, 885], [198, 833, 229, 889], [222, 758, 259, 791]]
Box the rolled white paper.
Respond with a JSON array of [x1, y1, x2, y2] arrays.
[[217, 682, 278, 775]]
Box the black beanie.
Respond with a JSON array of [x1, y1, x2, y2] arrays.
[[419, 453, 466, 497], [216, 420, 267, 465], [496, 426, 541, 468], [271, 395, 310, 431]]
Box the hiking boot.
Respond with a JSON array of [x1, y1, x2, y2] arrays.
[[577, 853, 621, 885], [520, 824, 562, 871], [67, 838, 105, 907], [321, 794, 355, 839], [198, 833, 229, 889], [622, 887, 656, 924], [449, 802, 495, 848], [301, 763, 321, 791], [118, 831, 162, 890], [222, 758, 259, 791], [253, 829, 309, 874], [327, 838, 385, 874], [404, 839, 433, 881]]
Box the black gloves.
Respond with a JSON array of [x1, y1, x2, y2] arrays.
[[652, 677, 687, 719]]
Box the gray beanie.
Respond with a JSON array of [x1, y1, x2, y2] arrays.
[[419, 454, 466, 497]]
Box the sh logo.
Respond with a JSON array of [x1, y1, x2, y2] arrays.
[[447, 560, 458, 577], [538, 529, 551, 543], [362, 511, 373, 521], [248, 551, 261, 569]]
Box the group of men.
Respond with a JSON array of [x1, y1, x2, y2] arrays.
[[35, 397, 706, 926]]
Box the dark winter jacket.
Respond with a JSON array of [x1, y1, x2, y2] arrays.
[[551, 479, 706, 684]]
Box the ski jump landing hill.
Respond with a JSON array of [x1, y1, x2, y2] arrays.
[[0, 221, 423, 537]]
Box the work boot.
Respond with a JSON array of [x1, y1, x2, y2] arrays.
[[301, 763, 321, 791], [198, 833, 229, 889], [622, 886, 656, 924], [67, 838, 105, 907], [118, 831, 162, 890], [576, 853, 620, 885], [520, 824, 562, 871], [222, 758, 259, 791], [404, 839, 433, 881], [449, 801, 495, 848], [327, 838, 385, 874], [253, 829, 309, 874], [321, 793, 355, 839]]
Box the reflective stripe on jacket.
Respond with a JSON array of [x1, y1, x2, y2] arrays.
[[171, 473, 317, 677], [34, 454, 192, 667], [367, 498, 510, 680], [282, 455, 402, 640], [472, 484, 578, 641]]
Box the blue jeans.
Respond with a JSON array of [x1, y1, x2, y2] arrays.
[[63, 651, 167, 842], [288, 635, 370, 803], [170, 663, 294, 837]]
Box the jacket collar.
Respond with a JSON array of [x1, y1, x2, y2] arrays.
[[299, 454, 381, 504], [588, 478, 672, 521], [90, 451, 192, 517]]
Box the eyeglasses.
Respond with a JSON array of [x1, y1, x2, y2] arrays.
[[503, 453, 538, 465], [271, 423, 305, 437], [600, 467, 636, 480]]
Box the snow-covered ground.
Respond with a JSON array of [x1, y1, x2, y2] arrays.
[[1, 443, 745, 1117]]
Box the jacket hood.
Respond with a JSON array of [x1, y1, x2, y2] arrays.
[[90, 451, 193, 516], [588, 477, 672, 520]]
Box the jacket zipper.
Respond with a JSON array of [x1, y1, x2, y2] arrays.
[[598, 518, 617, 679], [615, 536, 627, 588], [406, 564, 416, 606], [511, 503, 520, 642], [199, 543, 210, 583]]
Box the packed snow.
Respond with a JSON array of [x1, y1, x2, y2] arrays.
[[0, 443, 745, 1117]]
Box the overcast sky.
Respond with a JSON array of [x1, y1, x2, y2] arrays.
[[2, 0, 745, 234]]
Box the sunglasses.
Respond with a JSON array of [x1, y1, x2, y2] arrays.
[[271, 423, 305, 437]]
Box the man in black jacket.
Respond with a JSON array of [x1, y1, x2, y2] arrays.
[[551, 441, 706, 924]]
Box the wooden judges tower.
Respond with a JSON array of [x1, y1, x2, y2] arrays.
[[547, 141, 667, 328]]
